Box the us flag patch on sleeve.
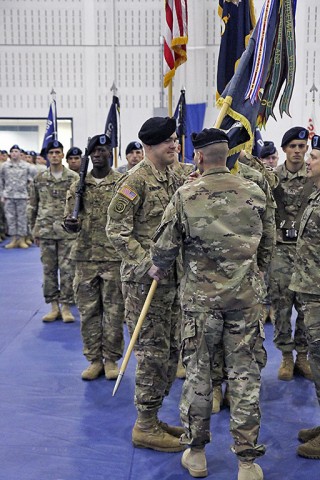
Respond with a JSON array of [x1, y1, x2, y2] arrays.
[[119, 185, 138, 201]]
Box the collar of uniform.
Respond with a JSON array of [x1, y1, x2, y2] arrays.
[[202, 166, 230, 177], [144, 156, 170, 182], [308, 187, 320, 202], [48, 165, 69, 179], [279, 161, 308, 179], [85, 169, 118, 185]]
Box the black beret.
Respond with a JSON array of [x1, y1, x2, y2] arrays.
[[46, 140, 64, 153], [87, 134, 111, 156], [10, 144, 21, 152], [66, 147, 83, 159], [281, 127, 308, 148], [138, 117, 176, 145], [311, 135, 320, 150], [191, 128, 229, 149], [125, 141, 143, 155], [260, 141, 277, 158], [1, 150, 8, 154]]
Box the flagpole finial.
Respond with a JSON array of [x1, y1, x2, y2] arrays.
[[50, 88, 56, 100], [110, 82, 118, 96], [181, 86, 186, 93], [310, 83, 318, 102]]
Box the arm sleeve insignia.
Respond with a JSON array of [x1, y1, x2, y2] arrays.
[[118, 185, 138, 201]]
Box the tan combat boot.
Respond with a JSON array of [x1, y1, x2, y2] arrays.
[[297, 433, 320, 459], [176, 356, 186, 379], [81, 360, 104, 380], [5, 236, 18, 249], [16, 236, 29, 248], [132, 411, 185, 452], [158, 420, 185, 438], [61, 304, 75, 323], [298, 425, 320, 443], [212, 385, 223, 414], [238, 462, 263, 480], [104, 360, 119, 380], [294, 353, 313, 380], [42, 301, 61, 322], [278, 352, 294, 381], [25, 236, 33, 246], [181, 447, 208, 478]]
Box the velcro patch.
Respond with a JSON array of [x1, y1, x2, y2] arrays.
[[119, 185, 138, 201]]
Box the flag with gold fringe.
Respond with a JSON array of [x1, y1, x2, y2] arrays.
[[217, 0, 297, 158], [163, 0, 188, 88], [216, 0, 256, 101]]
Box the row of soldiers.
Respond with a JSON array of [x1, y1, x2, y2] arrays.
[[1, 119, 319, 480]]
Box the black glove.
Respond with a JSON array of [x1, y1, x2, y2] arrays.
[[63, 216, 81, 233]]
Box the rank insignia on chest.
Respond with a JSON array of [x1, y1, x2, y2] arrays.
[[119, 185, 138, 201]]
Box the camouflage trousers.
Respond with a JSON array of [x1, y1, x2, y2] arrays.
[[3, 198, 28, 236], [211, 314, 267, 386], [300, 294, 320, 405], [0, 200, 7, 235], [74, 261, 124, 363], [39, 238, 75, 304], [269, 243, 308, 353], [180, 305, 266, 462], [122, 282, 180, 413]]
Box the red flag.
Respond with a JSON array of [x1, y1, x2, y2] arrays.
[[163, 0, 188, 88]]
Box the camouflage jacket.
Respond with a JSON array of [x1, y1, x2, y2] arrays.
[[28, 166, 78, 239], [238, 162, 276, 270], [273, 162, 315, 244], [151, 166, 272, 312], [106, 157, 182, 283], [290, 188, 320, 295], [65, 169, 122, 262], [0, 160, 33, 199]]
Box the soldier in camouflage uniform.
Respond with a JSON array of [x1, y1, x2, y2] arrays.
[[107, 117, 185, 453], [210, 153, 276, 414], [0, 150, 8, 241], [28, 140, 78, 323], [269, 127, 313, 381], [0, 145, 33, 248], [289, 134, 320, 459], [149, 128, 273, 480], [64, 134, 124, 381]]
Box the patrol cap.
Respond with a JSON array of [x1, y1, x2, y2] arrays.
[[191, 128, 229, 149], [281, 127, 309, 148], [87, 134, 111, 156], [10, 144, 21, 152], [138, 117, 176, 145], [260, 141, 276, 158], [66, 147, 83, 159], [125, 141, 143, 155], [311, 135, 320, 150], [46, 140, 64, 153]]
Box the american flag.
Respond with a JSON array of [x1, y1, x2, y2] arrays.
[[163, 0, 188, 88]]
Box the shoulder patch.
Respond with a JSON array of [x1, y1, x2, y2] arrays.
[[118, 185, 138, 201]]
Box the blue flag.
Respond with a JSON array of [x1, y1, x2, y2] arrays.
[[216, 0, 256, 100], [252, 127, 264, 157], [42, 100, 57, 152], [174, 89, 187, 138], [105, 96, 120, 150], [217, 0, 297, 162]]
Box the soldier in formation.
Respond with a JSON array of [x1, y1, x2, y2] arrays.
[[289, 133, 320, 460], [28, 140, 78, 323], [64, 134, 125, 381]]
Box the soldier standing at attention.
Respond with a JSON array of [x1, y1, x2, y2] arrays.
[[0, 145, 32, 249], [107, 117, 184, 453], [117, 141, 144, 174], [28, 140, 78, 323], [149, 128, 273, 480], [66, 147, 82, 174], [63, 134, 124, 381], [289, 134, 320, 460], [269, 127, 313, 381]]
